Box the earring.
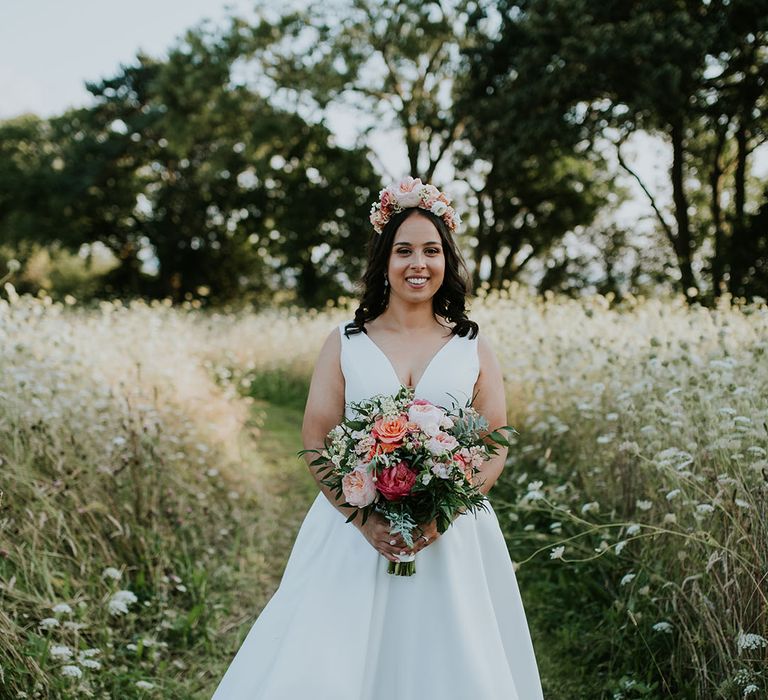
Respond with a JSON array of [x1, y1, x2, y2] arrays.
[[383, 273, 388, 288]]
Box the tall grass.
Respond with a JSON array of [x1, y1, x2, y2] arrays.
[[1, 285, 766, 698]]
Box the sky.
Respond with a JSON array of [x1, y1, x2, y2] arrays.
[[2, 0, 765, 262]]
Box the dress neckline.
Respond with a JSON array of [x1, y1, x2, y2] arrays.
[[360, 328, 460, 393]]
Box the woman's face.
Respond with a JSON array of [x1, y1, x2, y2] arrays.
[[387, 213, 445, 303]]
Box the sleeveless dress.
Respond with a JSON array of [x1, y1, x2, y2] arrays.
[[211, 320, 544, 699]]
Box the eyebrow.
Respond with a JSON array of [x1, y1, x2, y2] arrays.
[[393, 241, 442, 246]]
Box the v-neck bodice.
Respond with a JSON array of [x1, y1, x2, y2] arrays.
[[338, 319, 480, 416]]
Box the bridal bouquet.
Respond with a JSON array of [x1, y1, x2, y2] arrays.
[[300, 386, 515, 576]]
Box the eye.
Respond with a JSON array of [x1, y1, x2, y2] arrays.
[[426, 248, 441, 254], [396, 248, 411, 255]]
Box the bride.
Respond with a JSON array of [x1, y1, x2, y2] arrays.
[[211, 177, 544, 699]]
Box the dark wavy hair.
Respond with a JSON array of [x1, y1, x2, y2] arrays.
[[344, 208, 478, 339]]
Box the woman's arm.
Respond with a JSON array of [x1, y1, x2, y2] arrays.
[[300, 327, 407, 562], [471, 332, 510, 496], [300, 327, 358, 519]]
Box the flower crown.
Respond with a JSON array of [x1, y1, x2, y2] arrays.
[[369, 176, 461, 235]]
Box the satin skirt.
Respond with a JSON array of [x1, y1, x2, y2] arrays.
[[211, 492, 544, 699]]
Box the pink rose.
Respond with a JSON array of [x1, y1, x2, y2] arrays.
[[425, 431, 459, 455], [453, 450, 473, 482], [398, 176, 422, 193], [342, 465, 377, 507], [376, 461, 417, 501], [407, 400, 446, 437]]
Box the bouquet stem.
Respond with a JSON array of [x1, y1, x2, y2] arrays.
[[388, 551, 416, 576]]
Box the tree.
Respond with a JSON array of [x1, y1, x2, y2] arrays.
[[464, 0, 768, 303], [0, 20, 381, 307]]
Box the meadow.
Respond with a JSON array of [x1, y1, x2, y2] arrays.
[[0, 284, 766, 699]]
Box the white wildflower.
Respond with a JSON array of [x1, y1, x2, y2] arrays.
[[618, 441, 640, 453], [108, 590, 138, 616], [52, 603, 72, 615], [102, 567, 122, 581], [734, 498, 750, 509], [736, 632, 768, 652], [663, 513, 677, 524], [61, 665, 82, 679], [525, 480, 545, 500], [581, 501, 600, 514], [652, 621, 673, 633], [614, 540, 628, 555], [63, 621, 86, 631], [78, 649, 101, 659], [695, 503, 715, 514], [549, 546, 565, 560], [136, 680, 155, 690], [596, 434, 614, 444], [620, 572, 636, 586], [81, 659, 101, 670], [606, 412, 619, 421], [626, 523, 641, 536], [50, 645, 73, 659], [39, 618, 59, 630], [636, 499, 653, 511], [743, 684, 759, 697], [665, 489, 681, 501]]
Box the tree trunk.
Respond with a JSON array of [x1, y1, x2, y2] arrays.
[[669, 119, 698, 301], [728, 118, 749, 296], [709, 128, 727, 300]]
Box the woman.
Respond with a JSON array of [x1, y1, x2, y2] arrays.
[[212, 177, 544, 699]]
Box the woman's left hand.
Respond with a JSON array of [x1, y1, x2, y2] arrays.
[[409, 518, 441, 554]]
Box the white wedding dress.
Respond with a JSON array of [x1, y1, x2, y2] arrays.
[[211, 320, 544, 699]]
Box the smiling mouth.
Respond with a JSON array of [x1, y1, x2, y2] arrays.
[[405, 277, 429, 287]]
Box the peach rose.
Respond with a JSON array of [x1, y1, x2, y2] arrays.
[[342, 465, 377, 507], [376, 461, 418, 501]]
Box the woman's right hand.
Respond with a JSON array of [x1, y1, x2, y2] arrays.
[[355, 511, 410, 562]]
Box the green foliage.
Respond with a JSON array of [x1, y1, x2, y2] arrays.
[[0, 20, 381, 308]]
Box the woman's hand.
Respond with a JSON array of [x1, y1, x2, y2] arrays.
[[410, 518, 441, 554], [356, 512, 412, 562]]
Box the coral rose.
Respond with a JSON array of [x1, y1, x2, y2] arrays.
[[372, 415, 409, 444], [376, 461, 418, 501]]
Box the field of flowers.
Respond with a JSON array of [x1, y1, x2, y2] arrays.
[[0, 283, 765, 699]]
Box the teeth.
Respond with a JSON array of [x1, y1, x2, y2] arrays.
[[407, 278, 427, 283]]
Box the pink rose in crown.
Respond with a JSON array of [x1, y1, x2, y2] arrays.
[[376, 461, 418, 501], [379, 189, 394, 213], [398, 176, 422, 193], [394, 177, 424, 208], [342, 465, 377, 507]]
